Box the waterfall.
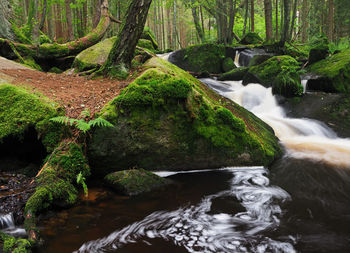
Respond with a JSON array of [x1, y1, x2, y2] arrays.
[[301, 79, 308, 93], [234, 51, 241, 68], [201, 79, 350, 168], [0, 213, 15, 229]]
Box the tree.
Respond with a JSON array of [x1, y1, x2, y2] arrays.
[[328, 0, 334, 42], [103, 0, 153, 75], [280, 0, 291, 45], [301, 0, 308, 42], [264, 0, 273, 40], [0, 0, 15, 40], [251, 0, 255, 32]]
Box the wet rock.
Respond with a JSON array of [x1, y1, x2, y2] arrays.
[[219, 67, 249, 81], [222, 57, 236, 73], [104, 169, 172, 196]]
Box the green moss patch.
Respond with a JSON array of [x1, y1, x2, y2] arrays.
[[308, 49, 350, 93], [222, 57, 236, 73], [240, 32, 263, 45], [243, 55, 303, 97], [88, 57, 281, 174], [219, 67, 249, 81], [25, 141, 90, 215], [141, 27, 158, 50], [104, 169, 171, 196], [0, 232, 32, 253], [0, 84, 63, 151]]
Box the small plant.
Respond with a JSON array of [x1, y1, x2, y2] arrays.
[[76, 172, 88, 197], [50, 110, 114, 134]]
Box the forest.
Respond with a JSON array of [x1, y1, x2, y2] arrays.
[[0, 0, 350, 253]]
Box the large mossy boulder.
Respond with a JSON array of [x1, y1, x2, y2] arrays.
[[219, 67, 249, 81], [73, 36, 156, 72], [141, 27, 158, 50], [104, 169, 171, 196], [307, 50, 350, 93], [0, 84, 62, 152], [240, 32, 263, 45], [243, 55, 303, 97], [222, 57, 236, 73], [88, 57, 281, 175], [308, 36, 330, 64], [168, 43, 226, 74]]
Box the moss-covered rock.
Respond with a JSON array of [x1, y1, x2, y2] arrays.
[[168, 43, 226, 74], [240, 32, 263, 45], [308, 35, 330, 64], [243, 55, 303, 97], [307, 49, 350, 93], [104, 169, 171, 196], [25, 141, 90, 215], [0, 84, 63, 151], [248, 55, 272, 67], [141, 27, 159, 50], [88, 57, 281, 175], [222, 57, 236, 73], [219, 67, 249, 81], [0, 232, 32, 253], [73, 36, 156, 72]]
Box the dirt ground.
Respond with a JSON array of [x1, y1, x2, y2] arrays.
[[0, 57, 130, 118]]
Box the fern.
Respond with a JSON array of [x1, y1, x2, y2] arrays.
[[89, 118, 114, 128], [76, 172, 88, 197], [80, 110, 91, 118], [76, 120, 91, 134]]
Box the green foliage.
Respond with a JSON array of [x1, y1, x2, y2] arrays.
[[329, 37, 350, 54], [0, 232, 32, 253], [222, 57, 236, 73], [50, 110, 113, 134], [76, 171, 88, 196], [240, 32, 263, 45]]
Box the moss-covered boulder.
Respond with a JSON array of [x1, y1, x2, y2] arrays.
[[243, 55, 303, 97], [222, 57, 236, 73], [0, 232, 32, 253], [168, 43, 226, 74], [219, 67, 249, 81], [104, 169, 171, 196], [73, 36, 156, 72], [88, 57, 281, 175], [240, 32, 263, 45], [141, 27, 158, 50], [307, 50, 350, 93], [0, 84, 63, 151], [25, 141, 90, 215], [308, 36, 330, 64]]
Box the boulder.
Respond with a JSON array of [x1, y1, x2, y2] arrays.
[[104, 169, 171, 196], [308, 36, 330, 64], [219, 67, 249, 81], [168, 43, 226, 74], [141, 27, 158, 50], [88, 57, 281, 175], [243, 55, 303, 97], [308, 49, 350, 93], [239, 32, 263, 45], [222, 57, 236, 73]]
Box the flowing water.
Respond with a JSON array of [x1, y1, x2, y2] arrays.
[[0, 213, 26, 237], [34, 56, 350, 252]]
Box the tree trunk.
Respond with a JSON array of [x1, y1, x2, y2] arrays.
[[243, 0, 249, 36], [191, 0, 204, 43], [280, 0, 290, 45], [251, 0, 255, 32], [39, 0, 48, 31], [228, 0, 238, 44], [167, 7, 172, 49], [0, 0, 15, 40], [0, 0, 111, 59], [289, 0, 298, 40], [328, 0, 334, 42], [103, 0, 153, 72], [32, 0, 40, 45], [173, 0, 177, 50], [264, 0, 273, 40], [65, 0, 74, 41], [301, 0, 307, 42], [93, 0, 102, 28]]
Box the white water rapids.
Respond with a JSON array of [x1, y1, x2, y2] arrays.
[[75, 167, 294, 253], [202, 79, 350, 168]]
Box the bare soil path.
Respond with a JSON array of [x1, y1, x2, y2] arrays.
[[0, 57, 130, 118]]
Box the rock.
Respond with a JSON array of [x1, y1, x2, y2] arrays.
[[141, 27, 159, 50], [308, 49, 350, 93], [308, 36, 330, 64], [73, 36, 157, 72], [222, 57, 236, 73], [248, 54, 273, 67], [243, 55, 303, 97], [168, 43, 226, 74], [239, 32, 263, 45], [88, 57, 281, 175], [219, 67, 249, 81], [104, 169, 171, 196]]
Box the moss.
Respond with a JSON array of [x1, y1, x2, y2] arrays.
[[308, 49, 350, 93], [222, 57, 236, 72], [89, 57, 281, 174], [0, 232, 32, 253], [141, 27, 158, 50], [137, 39, 155, 52], [39, 31, 52, 44], [219, 67, 249, 81], [11, 24, 32, 44], [240, 32, 263, 45], [25, 141, 89, 215], [245, 55, 303, 97], [0, 84, 61, 145], [48, 67, 63, 74], [104, 169, 171, 196], [22, 56, 42, 71]]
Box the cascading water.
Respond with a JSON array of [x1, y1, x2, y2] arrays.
[[234, 51, 241, 68], [0, 213, 26, 236], [75, 167, 294, 253], [201, 78, 350, 168]]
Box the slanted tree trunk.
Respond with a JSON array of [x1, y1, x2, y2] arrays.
[[0, 0, 111, 59], [103, 0, 153, 73], [0, 0, 15, 40], [94, 0, 102, 28]]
